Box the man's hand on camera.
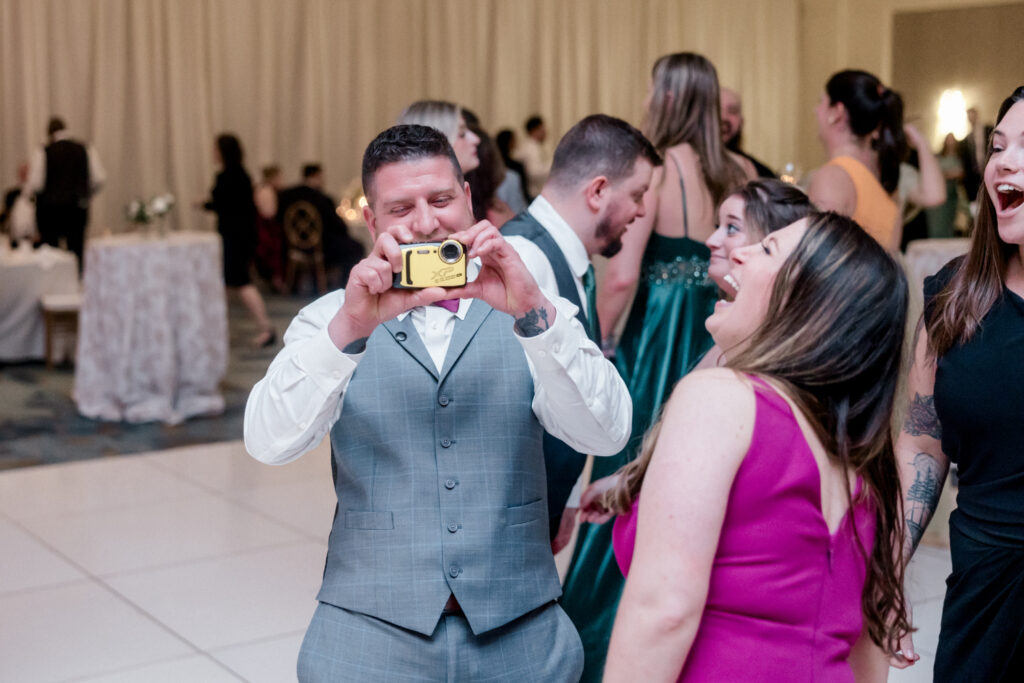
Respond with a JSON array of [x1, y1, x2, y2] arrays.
[[327, 232, 448, 351], [446, 221, 557, 337]]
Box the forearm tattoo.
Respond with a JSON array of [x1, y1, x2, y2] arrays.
[[514, 307, 551, 337], [905, 452, 943, 553], [903, 393, 943, 440]]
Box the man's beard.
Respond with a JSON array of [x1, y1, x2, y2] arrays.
[[725, 130, 742, 152], [596, 214, 624, 258]]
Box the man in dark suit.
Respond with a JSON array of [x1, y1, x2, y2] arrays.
[[958, 107, 993, 201], [277, 163, 364, 286], [502, 114, 660, 550], [27, 117, 106, 271]]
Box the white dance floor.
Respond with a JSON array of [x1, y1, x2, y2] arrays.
[[1, 439, 947, 682]]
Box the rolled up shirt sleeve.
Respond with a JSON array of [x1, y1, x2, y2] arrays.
[[517, 293, 632, 456], [243, 290, 362, 465]]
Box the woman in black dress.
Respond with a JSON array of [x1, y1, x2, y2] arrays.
[[894, 86, 1024, 681], [202, 133, 274, 347]]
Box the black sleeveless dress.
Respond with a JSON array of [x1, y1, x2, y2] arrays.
[[925, 258, 1024, 682]]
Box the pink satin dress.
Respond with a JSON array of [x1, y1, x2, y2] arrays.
[[612, 377, 876, 681]]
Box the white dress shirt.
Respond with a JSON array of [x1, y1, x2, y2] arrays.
[[244, 250, 631, 467], [507, 197, 597, 507]]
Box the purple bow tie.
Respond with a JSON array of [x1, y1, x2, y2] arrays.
[[432, 299, 460, 313]]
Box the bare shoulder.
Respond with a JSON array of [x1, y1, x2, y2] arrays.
[[808, 163, 856, 214], [666, 368, 757, 422], [651, 368, 757, 471]]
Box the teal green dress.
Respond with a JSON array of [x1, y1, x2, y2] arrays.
[[561, 213, 718, 678]]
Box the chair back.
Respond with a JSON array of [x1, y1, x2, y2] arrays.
[[283, 200, 323, 252]]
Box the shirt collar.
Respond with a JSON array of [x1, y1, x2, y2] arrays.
[[527, 195, 591, 279]]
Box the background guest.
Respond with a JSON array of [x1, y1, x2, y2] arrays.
[[277, 163, 364, 289], [27, 117, 106, 272], [808, 70, 940, 252], [1, 162, 38, 245], [892, 86, 1024, 681], [254, 164, 286, 292], [496, 128, 531, 205], [398, 100, 481, 174], [925, 133, 966, 239], [720, 87, 777, 179], [199, 133, 274, 348], [464, 123, 517, 226], [562, 51, 752, 681], [603, 212, 910, 682], [515, 115, 552, 198], [957, 106, 993, 202]]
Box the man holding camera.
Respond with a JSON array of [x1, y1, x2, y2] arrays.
[[503, 114, 660, 551], [244, 124, 630, 682]]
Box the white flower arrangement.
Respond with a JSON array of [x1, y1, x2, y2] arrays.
[[126, 193, 176, 225]]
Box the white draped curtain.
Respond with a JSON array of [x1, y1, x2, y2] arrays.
[[0, 0, 801, 235]]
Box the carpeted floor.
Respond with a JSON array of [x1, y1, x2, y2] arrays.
[[0, 293, 314, 470]]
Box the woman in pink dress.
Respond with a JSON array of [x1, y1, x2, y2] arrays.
[[599, 212, 911, 681]]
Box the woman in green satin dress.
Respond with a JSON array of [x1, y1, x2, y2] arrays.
[[560, 52, 753, 680]]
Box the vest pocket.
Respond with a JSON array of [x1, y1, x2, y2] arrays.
[[505, 498, 544, 526], [344, 510, 395, 530]]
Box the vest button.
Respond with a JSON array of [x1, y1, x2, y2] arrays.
[[441, 438, 452, 448], [438, 395, 450, 406], [395, 331, 407, 342], [449, 565, 461, 578], [444, 479, 457, 489], [447, 522, 459, 533]]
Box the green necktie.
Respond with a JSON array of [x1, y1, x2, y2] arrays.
[[582, 265, 601, 344]]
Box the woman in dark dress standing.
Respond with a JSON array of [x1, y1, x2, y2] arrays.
[[893, 86, 1024, 681], [202, 133, 274, 348]]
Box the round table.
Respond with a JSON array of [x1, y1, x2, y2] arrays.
[[0, 244, 79, 361], [74, 231, 228, 424]]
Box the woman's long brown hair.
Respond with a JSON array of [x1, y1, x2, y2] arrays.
[[643, 52, 747, 207], [927, 86, 1024, 357], [606, 212, 911, 654]]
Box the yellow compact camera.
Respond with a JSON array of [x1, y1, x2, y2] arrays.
[[392, 239, 468, 288]]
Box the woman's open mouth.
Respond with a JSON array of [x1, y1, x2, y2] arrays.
[[996, 183, 1024, 212]]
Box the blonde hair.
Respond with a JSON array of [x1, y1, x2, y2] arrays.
[[398, 100, 461, 144], [644, 53, 746, 206]]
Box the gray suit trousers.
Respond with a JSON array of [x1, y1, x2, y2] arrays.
[[297, 600, 583, 682]]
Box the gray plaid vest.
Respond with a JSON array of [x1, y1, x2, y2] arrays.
[[318, 300, 562, 635]]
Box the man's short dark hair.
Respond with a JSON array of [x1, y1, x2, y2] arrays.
[[362, 125, 464, 204], [47, 117, 66, 137], [547, 114, 662, 191], [524, 116, 544, 133], [302, 163, 323, 179]]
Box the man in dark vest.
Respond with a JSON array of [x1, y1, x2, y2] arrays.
[[27, 117, 106, 271], [502, 114, 660, 551], [244, 124, 631, 681]]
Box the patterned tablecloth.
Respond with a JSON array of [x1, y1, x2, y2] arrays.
[[0, 244, 79, 361], [74, 232, 227, 424]]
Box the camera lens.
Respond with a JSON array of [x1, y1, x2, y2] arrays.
[[439, 240, 463, 264]]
